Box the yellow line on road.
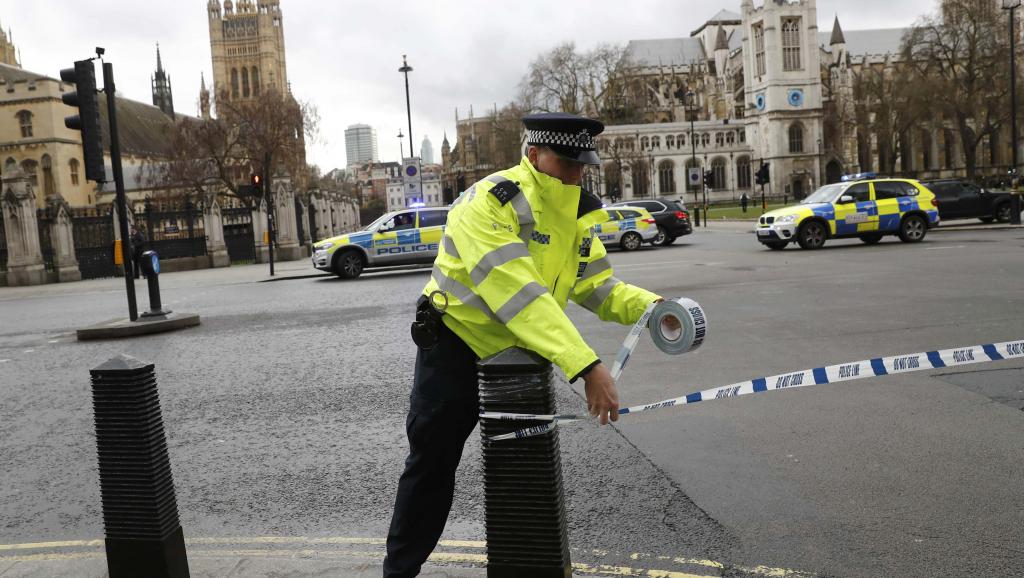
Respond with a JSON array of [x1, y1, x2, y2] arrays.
[[0, 536, 809, 577]]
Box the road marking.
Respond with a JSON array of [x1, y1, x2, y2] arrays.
[[22, 349, 33, 353], [0, 359, 9, 363], [0, 536, 812, 577], [923, 245, 966, 250]]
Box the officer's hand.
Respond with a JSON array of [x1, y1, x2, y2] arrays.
[[583, 363, 619, 425]]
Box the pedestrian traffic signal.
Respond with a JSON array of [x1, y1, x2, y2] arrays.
[[703, 169, 715, 189], [251, 173, 263, 194], [754, 163, 770, 186], [60, 59, 106, 183]]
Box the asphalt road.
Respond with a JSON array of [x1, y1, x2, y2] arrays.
[[1, 223, 1022, 577]]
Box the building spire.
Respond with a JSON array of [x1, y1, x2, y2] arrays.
[[830, 15, 846, 46], [156, 43, 165, 73]]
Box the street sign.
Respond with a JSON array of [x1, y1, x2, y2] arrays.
[[688, 168, 701, 186]]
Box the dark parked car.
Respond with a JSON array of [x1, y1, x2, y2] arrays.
[[918, 179, 1017, 223], [609, 198, 692, 245]]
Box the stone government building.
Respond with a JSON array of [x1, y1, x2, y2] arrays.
[[447, 0, 1014, 206]]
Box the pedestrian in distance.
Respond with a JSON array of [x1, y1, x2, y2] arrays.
[[741, 192, 749, 213], [384, 112, 679, 578], [129, 225, 146, 279]]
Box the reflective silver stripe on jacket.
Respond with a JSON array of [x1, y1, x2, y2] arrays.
[[495, 281, 547, 324], [442, 235, 460, 259], [510, 193, 535, 244], [581, 276, 622, 312], [469, 242, 530, 286], [432, 265, 498, 321], [578, 256, 611, 283]]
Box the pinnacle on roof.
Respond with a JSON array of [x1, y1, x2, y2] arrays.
[[830, 16, 846, 46]]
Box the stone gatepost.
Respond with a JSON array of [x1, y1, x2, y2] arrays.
[[2, 169, 47, 286], [272, 181, 303, 261], [203, 195, 230, 268], [47, 196, 82, 283], [252, 198, 269, 264]]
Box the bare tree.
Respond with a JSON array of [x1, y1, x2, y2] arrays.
[[903, 0, 1010, 177]]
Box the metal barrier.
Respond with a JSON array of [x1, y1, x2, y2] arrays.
[[478, 348, 572, 578], [89, 355, 190, 578]]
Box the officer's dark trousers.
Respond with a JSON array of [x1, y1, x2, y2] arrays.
[[383, 322, 479, 578]]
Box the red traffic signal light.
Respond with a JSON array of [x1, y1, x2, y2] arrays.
[[60, 60, 106, 183], [252, 174, 262, 185]]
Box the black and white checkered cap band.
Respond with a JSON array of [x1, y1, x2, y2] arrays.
[[526, 129, 595, 150]]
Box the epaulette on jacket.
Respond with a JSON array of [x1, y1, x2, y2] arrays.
[[488, 180, 521, 206]]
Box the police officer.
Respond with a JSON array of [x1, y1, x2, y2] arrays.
[[384, 112, 669, 578]]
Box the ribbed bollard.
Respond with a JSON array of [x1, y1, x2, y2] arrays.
[[89, 355, 190, 578], [478, 347, 571, 578]]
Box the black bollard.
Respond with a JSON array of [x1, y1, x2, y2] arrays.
[[139, 250, 171, 319], [90, 355, 189, 578], [478, 347, 571, 578], [1011, 194, 1022, 225]]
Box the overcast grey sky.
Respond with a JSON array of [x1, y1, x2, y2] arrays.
[[7, 0, 936, 170]]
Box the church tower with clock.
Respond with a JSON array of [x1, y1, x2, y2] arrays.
[[741, 0, 824, 199]]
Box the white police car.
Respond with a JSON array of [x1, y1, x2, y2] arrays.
[[312, 207, 449, 279]]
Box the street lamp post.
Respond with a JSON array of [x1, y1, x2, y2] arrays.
[[685, 90, 700, 226], [398, 55, 414, 159], [397, 129, 404, 162], [1003, 1, 1021, 183]]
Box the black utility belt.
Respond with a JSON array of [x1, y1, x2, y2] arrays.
[[411, 294, 445, 349]]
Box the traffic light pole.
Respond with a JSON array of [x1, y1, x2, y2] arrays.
[[103, 62, 138, 321], [264, 153, 275, 277]]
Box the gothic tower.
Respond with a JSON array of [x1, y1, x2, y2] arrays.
[[199, 72, 211, 119], [151, 44, 175, 118], [741, 0, 824, 197], [207, 0, 289, 103], [0, 18, 21, 68]]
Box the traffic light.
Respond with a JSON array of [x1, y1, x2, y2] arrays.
[[703, 169, 714, 189], [251, 173, 264, 195], [754, 162, 770, 186], [60, 60, 106, 183]]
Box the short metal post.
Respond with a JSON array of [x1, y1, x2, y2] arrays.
[[478, 348, 571, 578], [1011, 194, 1022, 225], [89, 355, 189, 578]]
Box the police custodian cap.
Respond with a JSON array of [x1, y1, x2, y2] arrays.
[[523, 112, 605, 166]]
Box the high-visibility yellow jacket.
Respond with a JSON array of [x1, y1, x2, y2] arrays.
[[424, 157, 661, 380]]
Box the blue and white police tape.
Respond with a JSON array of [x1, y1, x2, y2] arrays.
[[483, 338, 1024, 442]]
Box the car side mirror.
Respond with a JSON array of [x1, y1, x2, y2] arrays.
[[839, 195, 855, 204]]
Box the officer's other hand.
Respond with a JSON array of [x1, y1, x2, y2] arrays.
[[583, 363, 619, 425]]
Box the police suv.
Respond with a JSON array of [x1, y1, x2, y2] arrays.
[[312, 207, 449, 279], [755, 174, 940, 250]]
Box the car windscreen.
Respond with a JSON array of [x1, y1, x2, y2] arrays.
[[801, 183, 847, 204], [363, 213, 393, 231]]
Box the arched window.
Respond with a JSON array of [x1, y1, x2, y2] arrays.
[[241, 67, 250, 97], [701, 133, 710, 147], [4, 157, 15, 174], [711, 157, 727, 191], [631, 160, 650, 198], [678, 134, 686, 147], [666, 135, 675, 149], [640, 136, 649, 150], [251, 67, 261, 95], [231, 68, 239, 98], [736, 156, 751, 189], [658, 159, 676, 194], [604, 164, 623, 201], [726, 131, 736, 145], [789, 123, 804, 154], [739, 129, 746, 143], [17, 110, 33, 138], [782, 17, 802, 71], [651, 136, 661, 149], [41, 154, 54, 196], [944, 129, 956, 168], [920, 130, 933, 170], [20, 159, 39, 187], [715, 132, 724, 147], [69, 159, 80, 186]]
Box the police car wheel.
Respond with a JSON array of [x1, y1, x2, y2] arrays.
[[796, 221, 827, 250], [620, 232, 643, 251], [859, 233, 883, 245], [763, 241, 788, 251], [898, 215, 927, 243], [334, 250, 365, 279]]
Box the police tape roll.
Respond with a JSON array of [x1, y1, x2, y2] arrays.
[[649, 297, 707, 356], [483, 338, 1024, 442], [609, 297, 706, 382]]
